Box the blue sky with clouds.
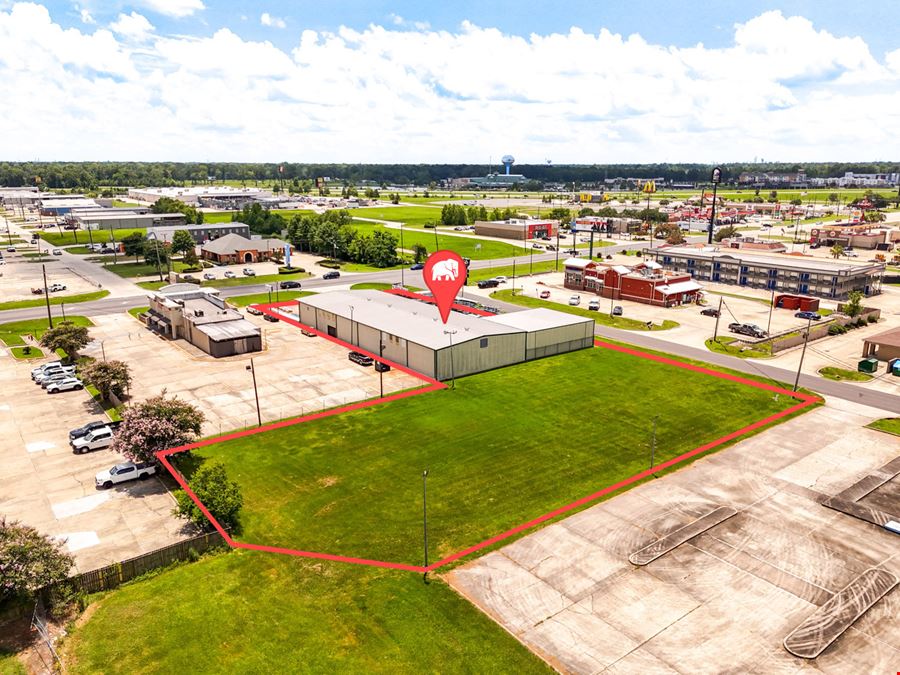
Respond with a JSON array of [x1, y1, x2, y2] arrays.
[[2, 1, 899, 161]]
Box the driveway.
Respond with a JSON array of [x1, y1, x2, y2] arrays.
[[0, 351, 189, 573], [448, 398, 900, 673]]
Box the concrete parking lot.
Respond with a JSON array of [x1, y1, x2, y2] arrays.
[[0, 246, 103, 302], [448, 397, 899, 673], [0, 350, 188, 573], [80, 310, 425, 435]]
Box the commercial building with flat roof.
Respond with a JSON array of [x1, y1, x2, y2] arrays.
[[862, 327, 900, 363], [70, 211, 186, 230], [143, 284, 261, 357], [127, 186, 268, 207], [297, 290, 593, 380], [473, 219, 558, 241], [151, 222, 251, 244], [644, 246, 885, 299]]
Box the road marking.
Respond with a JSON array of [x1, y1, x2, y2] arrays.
[[26, 440, 55, 453], [54, 531, 100, 552], [51, 493, 111, 519]]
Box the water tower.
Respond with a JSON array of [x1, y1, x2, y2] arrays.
[[501, 154, 515, 175]]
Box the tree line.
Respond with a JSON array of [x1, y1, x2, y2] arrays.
[[3, 161, 900, 190], [285, 210, 399, 268]]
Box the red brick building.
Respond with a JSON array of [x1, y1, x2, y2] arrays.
[[563, 258, 702, 307], [472, 219, 558, 240]]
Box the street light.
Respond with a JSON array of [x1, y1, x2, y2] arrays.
[[245, 358, 262, 427], [422, 468, 429, 584], [147, 232, 164, 282], [379, 337, 385, 398], [348, 305, 355, 345], [707, 167, 722, 245], [793, 316, 813, 392], [443, 329, 457, 388]]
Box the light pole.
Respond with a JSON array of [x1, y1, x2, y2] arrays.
[[60, 302, 66, 322], [400, 223, 405, 287], [766, 287, 775, 335], [707, 167, 722, 245], [147, 232, 164, 282], [266, 284, 272, 305], [555, 224, 560, 270], [793, 316, 813, 392], [443, 329, 457, 388], [42, 264, 53, 329], [650, 414, 659, 469], [379, 336, 385, 398], [348, 305, 355, 345], [245, 358, 262, 427], [422, 469, 429, 584]]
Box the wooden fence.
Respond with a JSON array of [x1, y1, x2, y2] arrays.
[[57, 531, 228, 596]]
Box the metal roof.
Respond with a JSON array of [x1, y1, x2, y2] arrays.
[[195, 319, 260, 341], [300, 291, 520, 349], [658, 280, 703, 295], [863, 326, 900, 349], [482, 308, 593, 332], [201, 233, 287, 255], [653, 246, 884, 274], [563, 257, 592, 269]]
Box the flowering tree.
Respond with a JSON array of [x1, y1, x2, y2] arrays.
[[111, 391, 205, 464], [0, 517, 73, 601], [83, 360, 131, 401]]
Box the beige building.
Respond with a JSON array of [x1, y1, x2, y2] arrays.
[[201, 233, 289, 265], [862, 327, 900, 362], [145, 284, 261, 357], [297, 290, 593, 380]]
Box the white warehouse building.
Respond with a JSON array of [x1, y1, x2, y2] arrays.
[[297, 291, 594, 380]]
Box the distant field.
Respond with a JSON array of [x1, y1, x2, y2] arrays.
[[466, 259, 560, 283], [39, 228, 145, 247], [203, 209, 316, 224], [353, 205, 443, 227], [351, 221, 521, 260]]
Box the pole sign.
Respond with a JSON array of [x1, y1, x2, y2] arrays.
[[284, 244, 291, 268], [711, 167, 722, 184]]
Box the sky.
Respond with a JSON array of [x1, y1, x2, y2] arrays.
[[1, 1, 899, 163]]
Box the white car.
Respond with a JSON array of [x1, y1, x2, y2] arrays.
[[71, 427, 114, 454], [224, 271, 237, 278], [48, 283, 67, 292], [46, 376, 84, 393], [203, 273, 215, 280], [588, 299, 601, 311], [569, 295, 581, 306], [492, 276, 508, 283], [32, 361, 64, 378], [96, 461, 157, 489], [52, 249, 62, 256], [34, 365, 76, 383]]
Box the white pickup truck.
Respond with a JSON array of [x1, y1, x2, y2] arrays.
[[95, 461, 157, 489], [70, 426, 115, 454]]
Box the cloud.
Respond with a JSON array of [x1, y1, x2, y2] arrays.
[[137, 0, 204, 19], [0, 5, 898, 162], [389, 13, 430, 30], [260, 12, 285, 29], [79, 8, 94, 24], [109, 12, 155, 41]]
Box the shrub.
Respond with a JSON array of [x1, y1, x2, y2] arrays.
[[174, 462, 243, 533], [278, 266, 304, 274], [318, 261, 341, 269], [856, 317, 867, 328], [828, 324, 846, 335], [423, 222, 436, 229], [181, 266, 202, 273], [867, 314, 878, 323]]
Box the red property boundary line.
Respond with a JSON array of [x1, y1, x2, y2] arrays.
[[156, 300, 821, 573], [382, 287, 495, 317]]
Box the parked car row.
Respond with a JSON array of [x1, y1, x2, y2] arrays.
[[31, 361, 84, 393], [728, 322, 768, 339]]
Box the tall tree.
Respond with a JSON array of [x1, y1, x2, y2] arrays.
[[170, 230, 195, 256], [174, 462, 244, 532], [39, 321, 91, 362]]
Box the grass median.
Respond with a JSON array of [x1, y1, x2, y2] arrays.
[[0, 290, 109, 311], [0, 316, 93, 347], [490, 289, 678, 331]]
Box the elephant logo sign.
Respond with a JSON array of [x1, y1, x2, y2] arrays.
[[423, 250, 467, 324], [431, 258, 459, 282]]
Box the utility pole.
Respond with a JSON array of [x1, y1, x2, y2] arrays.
[[444, 329, 457, 388], [555, 225, 560, 271], [379, 336, 385, 398], [793, 316, 813, 392], [712, 296, 724, 341], [349, 305, 355, 345], [512, 258, 517, 296], [400, 223, 405, 288], [707, 167, 722, 245], [422, 469, 429, 584], [60, 303, 66, 322], [246, 358, 262, 427], [108, 224, 118, 264], [766, 287, 776, 335], [41, 265, 53, 329]]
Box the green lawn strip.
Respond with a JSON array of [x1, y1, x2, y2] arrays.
[[128, 306, 150, 319], [227, 290, 314, 307], [10, 346, 44, 359], [705, 337, 773, 359], [184, 346, 790, 566], [351, 221, 521, 260], [866, 418, 900, 436], [111, 200, 140, 208], [818, 366, 872, 382], [135, 281, 166, 291], [66, 246, 98, 255], [201, 271, 311, 288], [39, 228, 145, 247], [100, 259, 191, 278], [64, 551, 548, 674], [353, 205, 443, 227], [467, 260, 559, 284], [331, 261, 408, 272], [85, 384, 123, 422], [491, 289, 678, 331], [0, 316, 93, 347], [349, 282, 422, 291], [0, 290, 109, 311], [0, 650, 26, 675]]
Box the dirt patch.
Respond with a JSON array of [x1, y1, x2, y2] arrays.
[[317, 476, 340, 488]]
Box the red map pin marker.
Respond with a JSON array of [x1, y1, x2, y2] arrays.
[[423, 250, 466, 323]]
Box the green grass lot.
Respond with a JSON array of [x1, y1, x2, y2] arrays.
[[352, 221, 521, 260], [353, 205, 442, 227], [10, 346, 44, 359], [187, 346, 792, 566], [705, 337, 773, 359], [111, 200, 140, 208], [228, 290, 314, 307], [204, 209, 316, 224], [491, 289, 678, 331], [39, 228, 145, 247], [64, 550, 548, 674], [466, 259, 559, 284], [98, 259, 191, 278], [203, 271, 311, 288], [818, 366, 872, 382], [866, 418, 900, 436], [0, 290, 108, 311], [349, 282, 422, 291], [0, 316, 93, 347], [0, 650, 26, 675], [128, 306, 149, 319]]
